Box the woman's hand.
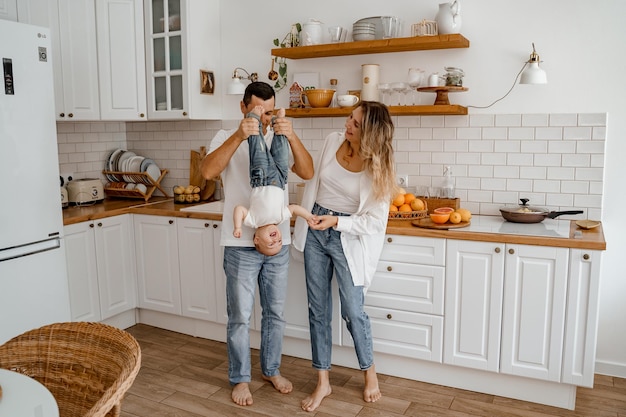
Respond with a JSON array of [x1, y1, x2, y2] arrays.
[[308, 215, 338, 230]]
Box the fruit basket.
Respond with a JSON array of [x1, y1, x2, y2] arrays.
[[389, 198, 428, 220]]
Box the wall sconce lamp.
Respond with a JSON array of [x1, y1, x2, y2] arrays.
[[227, 67, 259, 95], [469, 43, 547, 109]]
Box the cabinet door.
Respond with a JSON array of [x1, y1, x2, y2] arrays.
[[500, 244, 568, 382], [57, 0, 100, 120], [213, 221, 228, 324], [444, 240, 505, 372], [0, 0, 17, 21], [93, 215, 137, 319], [134, 214, 181, 314], [177, 218, 218, 321], [562, 249, 602, 387], [64, 222, 101, 322], [96, 0, 147, 120]]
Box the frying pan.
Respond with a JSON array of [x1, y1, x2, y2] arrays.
[[500, 199, 583, 223]]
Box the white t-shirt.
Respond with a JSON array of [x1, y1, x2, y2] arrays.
[[209, 127, 293, 247], [243, 186, 293, 228]]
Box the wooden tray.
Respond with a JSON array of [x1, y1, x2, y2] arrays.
[[412, 218, 470, 229]]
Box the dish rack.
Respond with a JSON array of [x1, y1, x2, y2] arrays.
[[102, 169, 171, 201]]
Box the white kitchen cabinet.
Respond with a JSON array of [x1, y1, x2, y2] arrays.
[[562, 248, 602, 387], [343, 235, 445, 362], [177, 218, 222, 322], [134, 214, 181, 314], [444, 240, 505, 372], [0, 0, 17, 21], [500, 244, 569, 382], [143, 0, 221, 119], [64, 214, 137, 321], [96, 0, 147, 120]]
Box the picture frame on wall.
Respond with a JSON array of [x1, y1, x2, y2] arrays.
[[200, 70, 215, 94]]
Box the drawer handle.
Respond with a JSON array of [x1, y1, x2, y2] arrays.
[[59, 112, 65, 117], [509, 248, 515, 254], [89, 223, 95, 228], [583, 253, 590, 260], [387, 266, 392, 272], [213, 224, 218, 229], [495, 247, 501, 253], [204, 223, 210, 228], [387, 237, 393, 243], [169, 220, 174, 225], [386, 314, 392, 320], [97, 222, 103, 227]]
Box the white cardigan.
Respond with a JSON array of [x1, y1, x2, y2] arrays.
[[292, 132, 389, 291]]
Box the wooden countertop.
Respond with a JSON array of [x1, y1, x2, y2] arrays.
[[62, 199, 606, 250]]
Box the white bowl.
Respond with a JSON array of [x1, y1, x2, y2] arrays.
[[353, 33, 376, 41]]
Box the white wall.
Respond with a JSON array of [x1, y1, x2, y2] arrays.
[[219, 0, 626, 377]]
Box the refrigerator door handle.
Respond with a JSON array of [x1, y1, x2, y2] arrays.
[[0, 238, 61, 263]]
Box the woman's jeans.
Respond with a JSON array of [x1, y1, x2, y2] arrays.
[[303, 203, 374, 371], [223, 245, 289, 385], [247, 113, 288, 189]]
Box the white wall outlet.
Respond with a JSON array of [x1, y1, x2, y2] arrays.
[[60, 173, 74, 186], [397, 175, 409, 187]]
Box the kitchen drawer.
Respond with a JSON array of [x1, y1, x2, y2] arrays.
[[381, 235, 445, 266], [343, 305, 443, 362], [368, 260, 444, 315]]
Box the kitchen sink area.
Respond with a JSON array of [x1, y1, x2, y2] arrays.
[[179, 200, 225, 214]]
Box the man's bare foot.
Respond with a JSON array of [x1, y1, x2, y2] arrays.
[[363, 366, 381, 403], [301, 370, 332, 412], [231, 382, 253, 406], [262, 374, 293, 394]]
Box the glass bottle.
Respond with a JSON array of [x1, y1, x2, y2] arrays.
[[441, 166, 455, 198], [330, 78, 338, 107]]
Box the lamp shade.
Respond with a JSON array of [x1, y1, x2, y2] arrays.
[[520, 62, 547, 84], [227, 78, 246, 95]]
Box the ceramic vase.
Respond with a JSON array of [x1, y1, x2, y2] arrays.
[[435, 1, 462, 34]]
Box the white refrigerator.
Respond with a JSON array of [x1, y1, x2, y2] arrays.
[[0, 20, 71, 343]]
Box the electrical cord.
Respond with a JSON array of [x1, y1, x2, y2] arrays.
[[467, 63, 527, 109]]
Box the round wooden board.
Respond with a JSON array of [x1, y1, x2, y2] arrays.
[[412, 218, 471, 229], [575, 219, 601, 230]]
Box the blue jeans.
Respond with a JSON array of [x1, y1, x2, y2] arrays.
[[223, 245, 289, 385], [303, 203, 374, 371], [247, 112, 288, 189]]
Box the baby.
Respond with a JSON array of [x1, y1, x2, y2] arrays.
[[233, 106, 311, 256]]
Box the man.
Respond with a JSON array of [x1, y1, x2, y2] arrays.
[[201, 82, 314, 406]]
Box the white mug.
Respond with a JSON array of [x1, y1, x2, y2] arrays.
[[337, 94, 359, 107]]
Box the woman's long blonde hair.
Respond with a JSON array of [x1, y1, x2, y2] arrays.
[[358, 101, 399, 201]]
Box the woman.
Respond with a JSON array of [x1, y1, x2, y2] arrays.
[[293, 101, 398, 412]]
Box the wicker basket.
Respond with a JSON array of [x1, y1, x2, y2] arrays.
[[389, 199, 428, 220], [0, 322, 141, 417]]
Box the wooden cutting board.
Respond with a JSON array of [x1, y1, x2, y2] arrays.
[[190, 147, 215, 201]]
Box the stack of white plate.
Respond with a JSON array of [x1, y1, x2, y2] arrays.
[[352, 22, 376, 41]]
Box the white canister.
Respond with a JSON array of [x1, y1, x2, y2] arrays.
[[361, 64, 380, 101], [301, 19, 323, 46]]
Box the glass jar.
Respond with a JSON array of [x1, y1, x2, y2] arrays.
[[444, 67, 464, 87]]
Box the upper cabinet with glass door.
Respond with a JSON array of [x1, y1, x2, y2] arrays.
[[144, 0, 221, 120]]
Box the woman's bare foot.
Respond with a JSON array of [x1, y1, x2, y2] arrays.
[[231, 382, 253, 406], [363, 365, 381, 403], [262, 373, 293, 394], [301, 370, 332, 412]]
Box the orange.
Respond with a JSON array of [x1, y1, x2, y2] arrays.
[[392, 193, 405, 207], [429, 212, 450, 224], [389, 204, 398, 212], [410, 198, 425, 211], [399, 204, 412, 212], [404, 193, 417, 205], [433, 207, 455, 214]]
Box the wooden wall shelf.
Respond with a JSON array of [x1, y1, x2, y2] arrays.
[[284, 105, 467, 118], [271, 34, 469, 59]]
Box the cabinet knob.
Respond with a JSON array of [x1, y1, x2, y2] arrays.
[[68, 113, 74, 118], [495, 247, 501, 253], [204, 223, 210, 228], [89, 223, 95, 228], [583, 253, 590, 260], [182, 111, 188, 116], [59, 112, 65, 117], [169, 220, 174, 225], [213, 224, 218, 229], [97, 222, 103, 227], [508, 248, 515, 254], [386, 314, 392, 320], [140, 113, 145, 118], [387, 266, 392, 272], [387, 237, 393, 243]]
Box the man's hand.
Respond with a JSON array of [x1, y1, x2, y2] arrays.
[[236, 115, 260, 141], [272, 117, 294, 140]]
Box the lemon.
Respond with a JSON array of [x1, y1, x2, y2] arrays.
[[410, 198, 425, 211], [456, 208, 472, 222], [449, 211, 462, 224]]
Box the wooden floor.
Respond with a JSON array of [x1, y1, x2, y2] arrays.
[[121, 324, 626, 417]]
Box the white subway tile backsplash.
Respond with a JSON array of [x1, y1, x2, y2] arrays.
[[56, 112, 605, 219]]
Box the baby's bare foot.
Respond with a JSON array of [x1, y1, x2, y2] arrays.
[[251, 105, 264, 117], [276, 107, 285, 118]]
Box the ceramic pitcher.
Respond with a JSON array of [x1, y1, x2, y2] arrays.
[[435, 1, 462, 34]]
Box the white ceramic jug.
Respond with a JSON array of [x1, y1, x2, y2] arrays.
[[435, 1, 462, 34], [301, 19, 323, 46]]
